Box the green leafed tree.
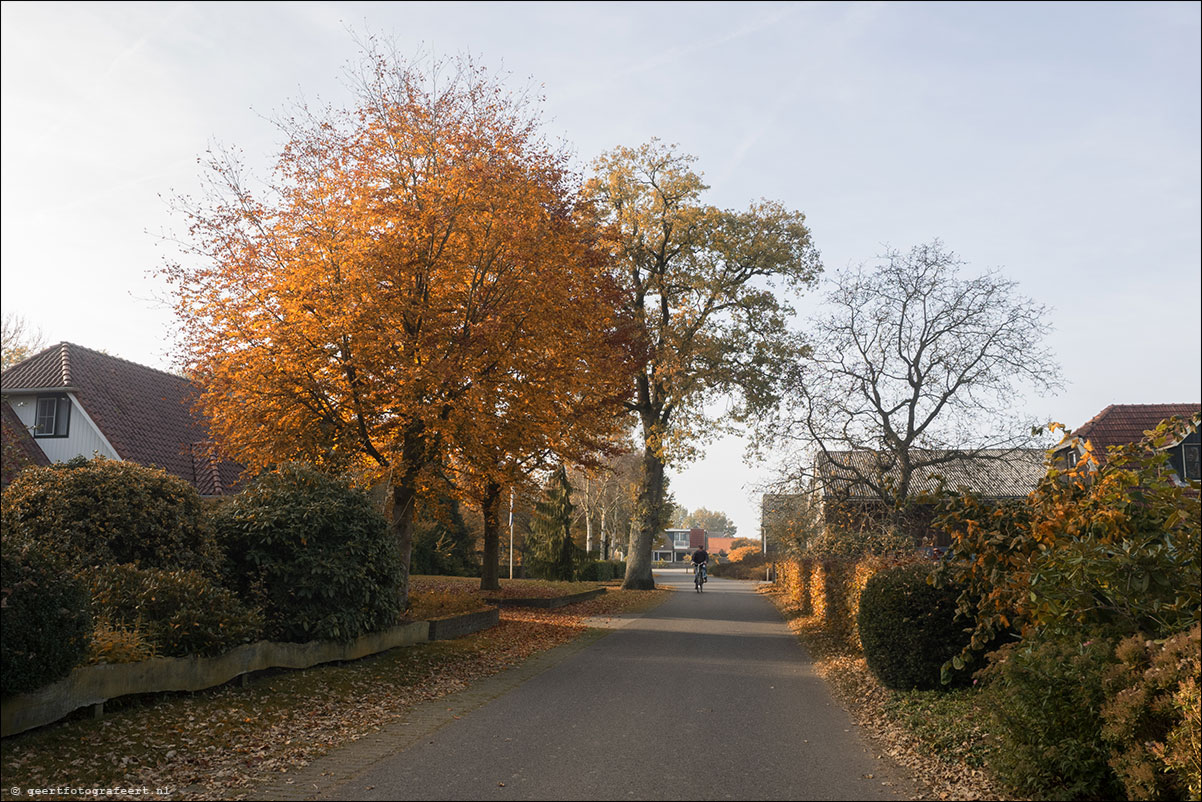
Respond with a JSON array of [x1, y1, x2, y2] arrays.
[[585, 140, 821, 589]]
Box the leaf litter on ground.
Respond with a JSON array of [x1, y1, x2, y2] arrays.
[[0, 583, 670, 802]]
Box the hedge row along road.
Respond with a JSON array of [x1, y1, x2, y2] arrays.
[[260, 572, 912, 801]]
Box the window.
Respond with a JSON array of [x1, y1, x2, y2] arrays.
[[1184, 443, 1200, 481], [33, 394, 71, 438]]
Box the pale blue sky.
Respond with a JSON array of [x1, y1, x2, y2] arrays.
[[3, 2, 1199, 535]]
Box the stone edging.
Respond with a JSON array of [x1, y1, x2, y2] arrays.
[[426, 607, 500, 641], [484, 587, 606, 608], [1, 621, 430, 738]]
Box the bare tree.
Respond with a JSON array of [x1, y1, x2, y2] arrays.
[[755, 240, 1061, 510], [1, 314, 46, 373]]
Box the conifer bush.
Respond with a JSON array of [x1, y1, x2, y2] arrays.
[[213, 463, 402, 642], [1102, 625, 1202, 801], [858, 563, 973, 690]]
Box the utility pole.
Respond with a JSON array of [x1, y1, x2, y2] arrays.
[[508, 489, 515, 580]]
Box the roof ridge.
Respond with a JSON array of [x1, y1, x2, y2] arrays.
[[59, 342, 73, 385], [59, 342, 190, 383]]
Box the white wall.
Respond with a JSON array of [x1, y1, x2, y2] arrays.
[[6, 392, 120, 463]]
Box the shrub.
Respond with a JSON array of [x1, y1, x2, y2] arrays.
[[213, 463, 402, 642], [726, 545, 761, 563], [0, 457, 220, 575], [709, 553, 768, 580], [981, 636, 1123, 800], [578, 561, 615, 581], [86, 618, 157, 665], [1, 538, 92, 695], [934, 415, 1201, 672], [411, 494, 478, 577], [1102, 625, 1202, 800], [87, 564, 262, 658], [858, 563, 974, 690]]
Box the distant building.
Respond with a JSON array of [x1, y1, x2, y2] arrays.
[[652, 527, 706, 563]]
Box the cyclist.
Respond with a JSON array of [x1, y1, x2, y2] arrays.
[[691, 544, 709, 589]]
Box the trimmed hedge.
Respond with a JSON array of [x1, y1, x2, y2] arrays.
[[87, 565, 263, 658], [578, 560, 626, 581], [1, 538, 92, 695], [775, 556, 889, 649], [858, 563, 973, 690], [0, 457, 219, 576], [213, 463, 402, 642]]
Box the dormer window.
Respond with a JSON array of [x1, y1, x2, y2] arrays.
[[1184, 443, 1200, 481], [34, 394, 71, 438]]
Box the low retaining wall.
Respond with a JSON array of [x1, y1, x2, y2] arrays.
[[427, 607, 500, 641], [486, 587, 606, 609], [2, 620, 429, 738]]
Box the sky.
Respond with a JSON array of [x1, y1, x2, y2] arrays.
[[2, 1, 1199, 538]]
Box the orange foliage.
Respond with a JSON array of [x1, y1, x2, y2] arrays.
[[165, 48, 633, 603]]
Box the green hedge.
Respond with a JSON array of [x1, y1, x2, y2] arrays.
[[214, 463, 402, 642], [0, 457, 219, 575], [858, 563, 973, 690], [1, 538, 92, 695]]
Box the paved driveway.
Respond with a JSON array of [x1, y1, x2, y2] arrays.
[[270, 571, 909, 801]]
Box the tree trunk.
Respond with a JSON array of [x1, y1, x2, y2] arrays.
[[584, 475, 594, 554], [622, 438, 664, 590], [390, 479, 416, 613], [600, 507, 608, 560], [480, 481, 503, 591]]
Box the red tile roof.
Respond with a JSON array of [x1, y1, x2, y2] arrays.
[[707, 536, 738, 555], [1, 400, 51, 486], [1, 343, 241, 494], [1073, 403, 1200, 455]]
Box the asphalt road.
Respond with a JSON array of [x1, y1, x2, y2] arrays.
[[302, 570, 907, 801]]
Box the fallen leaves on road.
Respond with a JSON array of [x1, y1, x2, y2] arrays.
[[0, 586, 669, 802]]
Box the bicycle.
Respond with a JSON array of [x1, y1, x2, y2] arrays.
[[693, 561, 707, 592]]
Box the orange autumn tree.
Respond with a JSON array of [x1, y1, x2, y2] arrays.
[[166, 49, 629, 608], [448, 217, 637, 591]]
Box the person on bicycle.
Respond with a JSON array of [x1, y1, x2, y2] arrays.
[[691, 545, 709, 583]]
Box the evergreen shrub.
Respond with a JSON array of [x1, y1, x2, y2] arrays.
[[0, 457, 219, 575], [213, 463, 402, 642], [981, 636, 1123, 800], [858, 563, 973, 690], [87, 564, 262, 658], [1, 538, 92, 695]]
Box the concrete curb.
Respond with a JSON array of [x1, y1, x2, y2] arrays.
[[484, 587, 606, 608]]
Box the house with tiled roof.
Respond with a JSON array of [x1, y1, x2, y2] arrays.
[[0, 343, 240, 495], [809, 448, 1048, 547], [1052, 403, 1200, 484]]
